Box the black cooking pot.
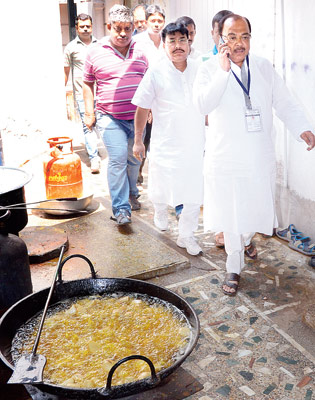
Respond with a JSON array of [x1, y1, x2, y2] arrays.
[[0, 255, 200, 399], [0, 166, 32, 234]]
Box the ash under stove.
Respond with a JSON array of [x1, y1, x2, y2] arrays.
[[25, 367, 203, 400]]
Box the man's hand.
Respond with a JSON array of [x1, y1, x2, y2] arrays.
[[300, 130, 315, 151], [82, 81, 95, 130], [84, 113, 96, 130], [134, 107, 150, 160], [218, 42, 231, 72], [133, 141, 145, 161]]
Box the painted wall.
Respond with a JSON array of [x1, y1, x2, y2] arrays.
[[275, 0, 315, 236], [0, 0, 67, 136], [281, 0, 315, 196]]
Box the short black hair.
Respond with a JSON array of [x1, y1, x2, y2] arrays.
[[218, 13, 251, 35], [176, 16, 196, 29], [211, 10, 232, 28], [145, 4, 165, 20], [161, 22, 188, 42], [75, 13, 92, 25]]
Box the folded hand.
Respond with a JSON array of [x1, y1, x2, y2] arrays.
[[300, 130, 315, 151]]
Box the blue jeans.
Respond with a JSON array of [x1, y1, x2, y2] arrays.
[[96, 113, 140, 217], [76, 99, 99, 161]]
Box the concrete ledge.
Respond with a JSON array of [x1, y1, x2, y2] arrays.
[[26, 207, 189, 291], [20, 226, 69, 263]]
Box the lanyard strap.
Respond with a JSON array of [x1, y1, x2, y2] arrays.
[[231, 55, 251, 97]]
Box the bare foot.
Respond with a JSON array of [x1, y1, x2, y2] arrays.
[[222, 281, 238, 294]]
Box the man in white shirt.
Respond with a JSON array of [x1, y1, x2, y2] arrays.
[[173, 15, 202, 219], [193, 14, 315, 295], [134, 5, 166, 184], [132, 22, 205, 256], [201, 10, 233, 247], [134, 4, 165, 65]]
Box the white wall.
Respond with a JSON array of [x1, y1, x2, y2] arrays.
[[281, 0, 315, 199], [0, 0, 67, 136]]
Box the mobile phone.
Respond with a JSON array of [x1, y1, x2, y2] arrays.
[[219, 36, 230, 58]]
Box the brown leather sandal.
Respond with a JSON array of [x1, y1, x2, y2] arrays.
[[244, 243, 257, 259], [222, 273, 240, 296]]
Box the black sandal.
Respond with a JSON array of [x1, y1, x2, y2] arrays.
[[222, 273, 240, 296], [244, 243, 257, 259]]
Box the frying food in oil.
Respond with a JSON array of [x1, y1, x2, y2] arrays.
[[13, 294, 191, 388]]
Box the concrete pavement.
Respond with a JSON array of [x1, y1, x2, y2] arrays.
[[1, 123, 315, 399]]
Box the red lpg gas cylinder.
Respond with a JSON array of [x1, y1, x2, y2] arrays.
[[43, 137, 83, 199]]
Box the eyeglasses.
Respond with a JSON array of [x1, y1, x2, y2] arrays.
[[166, 37, 188, 46], [222, 34, 251, 44], [112, 25, 133, 34]]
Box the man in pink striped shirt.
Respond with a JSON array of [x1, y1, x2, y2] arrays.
[[83, 4, 148, 225]]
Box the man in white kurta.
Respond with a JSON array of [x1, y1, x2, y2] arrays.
[[133, 5, 166, 185], [132, 22, 205, 256], [193, 14, 315, 294], [133, 4, 165, 66]]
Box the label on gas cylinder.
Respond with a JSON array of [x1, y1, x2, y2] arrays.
[[48, 173, 68, 183]]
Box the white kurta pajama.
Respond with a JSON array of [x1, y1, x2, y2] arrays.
[[132, 57, 205, 237], [194, 53, 312, 273]]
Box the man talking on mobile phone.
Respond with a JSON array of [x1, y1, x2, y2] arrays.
[[193, 14, 315, 296]]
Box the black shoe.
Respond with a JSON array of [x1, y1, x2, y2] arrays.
[[116, 210, 131, 225], [129, 195, 141, 211]]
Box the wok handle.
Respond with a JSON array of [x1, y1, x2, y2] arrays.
[[0, 209, 11, 221], [105, 355, 158, 391], [57, 254, 97, 282], [32, 245, 66, 355]]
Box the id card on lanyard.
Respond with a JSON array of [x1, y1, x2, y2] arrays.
[[232, 55, 262, 132], [245, 107, 262, 132]]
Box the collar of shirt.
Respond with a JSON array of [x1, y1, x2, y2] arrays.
[[75, 35, 98, 46], [136, 30, 163, 49], [166, 55, 189, 74], [229, 54, 249, 77], [101, 36, 135, 59]]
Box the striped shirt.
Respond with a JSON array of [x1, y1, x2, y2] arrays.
[[83, 37, 148, 120]]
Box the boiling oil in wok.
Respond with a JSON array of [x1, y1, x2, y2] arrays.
[[12, 293, 191, 388]]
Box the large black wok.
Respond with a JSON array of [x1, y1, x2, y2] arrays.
[[0, 166, 32, 234], [0, 255, 200, 399]]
